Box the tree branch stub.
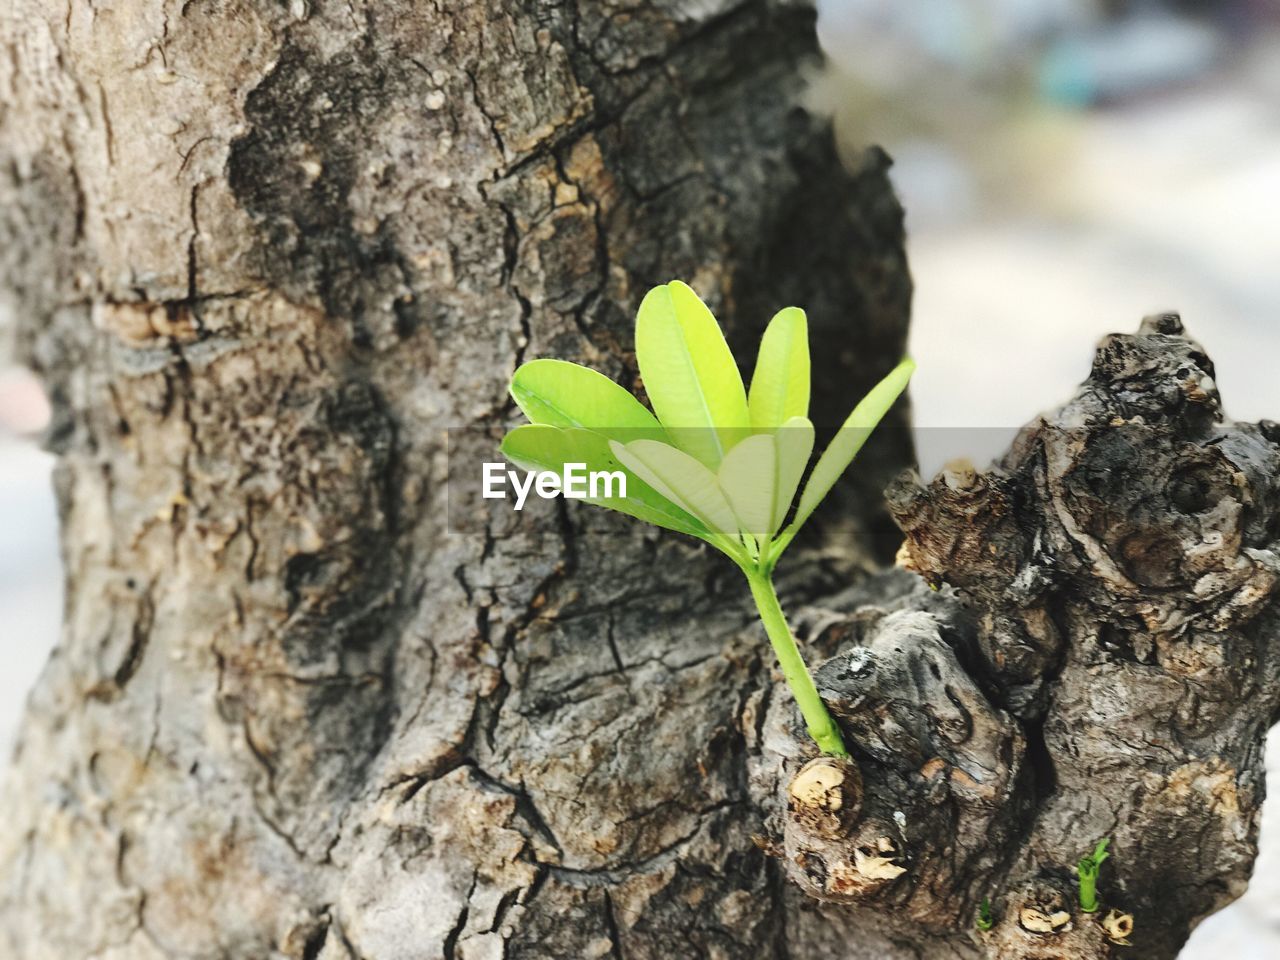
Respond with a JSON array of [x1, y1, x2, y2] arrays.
[[769, 316, 1280, 959]]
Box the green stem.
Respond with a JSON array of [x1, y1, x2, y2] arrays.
[[745, 571, 849, 757], [1079, 874, 1099, 913]]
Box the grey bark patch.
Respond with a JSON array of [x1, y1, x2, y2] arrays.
[[228, 42, 431, 336]]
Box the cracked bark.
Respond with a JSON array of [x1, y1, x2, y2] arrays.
[[0, 2, 1267, 960]]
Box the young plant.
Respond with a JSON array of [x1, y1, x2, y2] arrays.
[[1076, 838, 1111, 913], [500, 281, 914, 756], [976, 897, 995, 932]]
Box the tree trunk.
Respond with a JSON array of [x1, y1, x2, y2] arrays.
[[3, 4, 1273, 960], [0, 2, 912, 958]]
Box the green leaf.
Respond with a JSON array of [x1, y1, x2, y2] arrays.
[[748, 306, 809, 430], [773, 358, 915, 557], [501, 425, 710, 539], [718, 433, 776, 541], [610, 438, 741, 541], [771, 415, 814, 534], [634, 282, 750, 470], [510, 358, 665, 442], [1088, 839, 1110, 868]]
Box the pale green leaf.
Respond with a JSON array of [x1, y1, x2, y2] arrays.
[[774, 358, 915, 556], [501, 425, 710, 539], [510, 359, 665, 442], [634, 282, 749, 469], [718, 433, 776, 540], [748, 307, 809, 430], [772, 415, 814, 533], [610, 438, 741, 539]]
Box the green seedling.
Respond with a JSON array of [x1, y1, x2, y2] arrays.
[[501, 280, 914, 756], [1076, 838, 1111, 913], [976, 897, 995, 932]]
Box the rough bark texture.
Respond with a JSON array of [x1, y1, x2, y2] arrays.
[[0, 2, 914, 959], [3, 3, 1272, 960], [753, 315, 1280, 959]]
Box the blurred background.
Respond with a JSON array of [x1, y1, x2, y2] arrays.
[[1, 1, 1278, 954]]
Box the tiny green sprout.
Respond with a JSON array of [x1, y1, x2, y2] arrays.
[[501, 281, 914, 757], [976, 897, 995, 932], [1076, 838, 1111, 913]]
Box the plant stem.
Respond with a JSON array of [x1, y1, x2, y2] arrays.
[[745, 571, 849, 757], [1079, 867, 1100, 913], [1077, 838, 1109, 913]]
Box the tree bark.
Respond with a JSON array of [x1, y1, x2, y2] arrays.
[[0, 2, 913, 958], [3, 4, 1272, 960], [760, 314, 1280, 960]]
